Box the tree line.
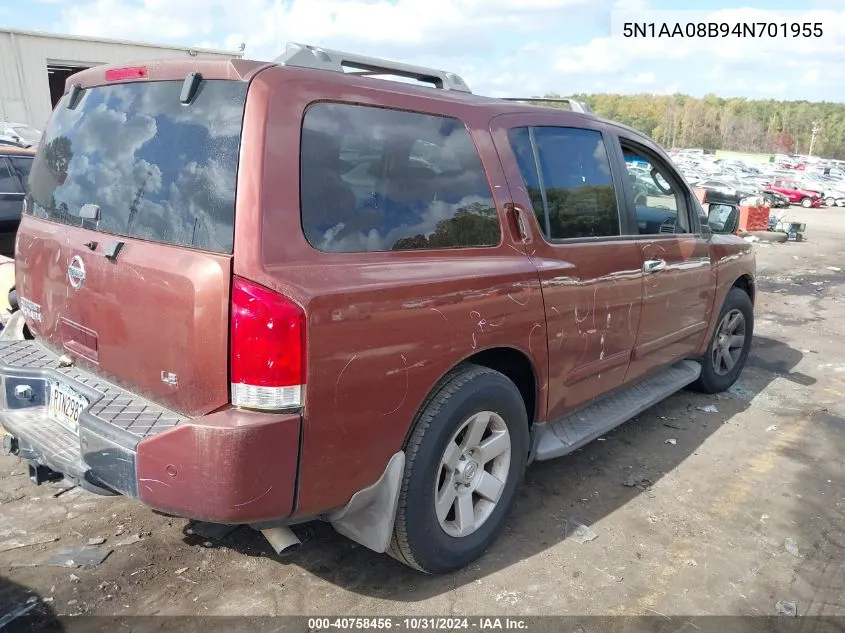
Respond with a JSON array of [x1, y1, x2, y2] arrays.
[[536, 92, 845, 160]]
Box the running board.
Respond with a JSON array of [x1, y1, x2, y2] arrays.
[[534, 360, 701, 461]]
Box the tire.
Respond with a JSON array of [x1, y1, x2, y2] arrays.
[[825, 197, 835, 207], [800, 197, 813, 208], [388, 364, 529, 574], [691, 287, 754, 394]]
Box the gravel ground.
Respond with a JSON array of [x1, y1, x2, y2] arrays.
[[1, 205, 843, 627]]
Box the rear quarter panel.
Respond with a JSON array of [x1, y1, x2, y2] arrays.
[[235, 68, 549, 516]]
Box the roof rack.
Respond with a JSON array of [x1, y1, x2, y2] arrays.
[[275, 42, 473, 93], [501, 97, 593, 114]]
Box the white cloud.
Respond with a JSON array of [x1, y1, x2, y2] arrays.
[[612, 0, 649, 10], [52, 0, 845, 101], [61, 0, 591, 59], [632, 72, 656, 85]]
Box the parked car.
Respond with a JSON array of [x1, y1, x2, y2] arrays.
[[795, 176, 845, 207], [696, 179, 758, 202], [0, 122, 42, 149], [0, 146, 35, 257], [762, 190, 791, 208], [767, 178, 822, 207], [0, 44, 756, 574]]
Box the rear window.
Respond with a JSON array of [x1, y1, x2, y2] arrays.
[[26, 80, 247, 253], [301, 103, 500, 253]]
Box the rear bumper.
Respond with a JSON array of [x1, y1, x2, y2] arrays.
[[0, 340, 301, 524]]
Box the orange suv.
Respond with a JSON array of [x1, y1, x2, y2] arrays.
[[0, 44, 755, 574]]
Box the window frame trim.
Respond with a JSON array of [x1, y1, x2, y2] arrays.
[[507, 123, 629, 245]]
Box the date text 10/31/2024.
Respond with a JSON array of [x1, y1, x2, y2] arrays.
[[307, 618, 529, 631]]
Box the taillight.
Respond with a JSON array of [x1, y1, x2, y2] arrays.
[[230, 277, 305, 411], [105, 66, 148, 81]]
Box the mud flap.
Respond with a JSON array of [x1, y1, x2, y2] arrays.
[[327, 451, 405, 553]]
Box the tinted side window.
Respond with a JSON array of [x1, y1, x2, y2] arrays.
[[508, 126, 619, 240], [623, 147, 689, 235], [10, 158, 32, 191], [0, 160, 19, 194], [301, 103, 500, 253]]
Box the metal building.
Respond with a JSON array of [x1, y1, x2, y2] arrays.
[[0, 28, 243, 130]]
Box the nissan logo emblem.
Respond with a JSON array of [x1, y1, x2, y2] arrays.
[[68, 256, 86, 290]]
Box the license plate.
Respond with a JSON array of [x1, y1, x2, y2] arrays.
[[48, 382, 88, 434]]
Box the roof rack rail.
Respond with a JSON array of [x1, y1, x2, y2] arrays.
[[501, 97, 593, 114], [274, 42, 473, 94]]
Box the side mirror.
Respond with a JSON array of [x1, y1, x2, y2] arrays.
[[706, 203, 739, 234]]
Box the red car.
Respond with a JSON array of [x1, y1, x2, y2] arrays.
[[767, 178, 822, 207]]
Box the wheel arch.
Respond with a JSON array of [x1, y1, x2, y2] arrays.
[[731, 273, 756, 305], [401, 346, 541, 450]]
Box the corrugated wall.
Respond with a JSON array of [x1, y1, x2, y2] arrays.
[[0, 30, 239, 129]]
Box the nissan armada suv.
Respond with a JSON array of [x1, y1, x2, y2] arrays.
[[0, 44, 755, 574]]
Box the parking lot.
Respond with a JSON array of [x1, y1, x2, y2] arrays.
[[1, 205, 844, 622]]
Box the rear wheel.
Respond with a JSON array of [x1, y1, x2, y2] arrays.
[[825, 196, 835, 207], [388, 364, 528, 574], [691, 287, 754, 394], [800, 197, 813, 208]]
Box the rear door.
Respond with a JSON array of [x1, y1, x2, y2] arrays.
[[491, 114, 643, 420], [17, 77, 249, 416], [610, 132, 714, 383]]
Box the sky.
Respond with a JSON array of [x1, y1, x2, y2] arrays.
[[2, 0, 844, 102]]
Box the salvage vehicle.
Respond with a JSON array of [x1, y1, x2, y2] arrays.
[[767, 178, 822, 207], [0, 146, 35, 257], [0, 44, 756, 574], [0, 122, 41, 149]]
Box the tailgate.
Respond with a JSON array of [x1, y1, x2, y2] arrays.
[[16, 76, 248, 417]]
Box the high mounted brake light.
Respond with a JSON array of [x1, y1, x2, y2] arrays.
[[230, 277, 306, 411], [105, 66, 148, 82]]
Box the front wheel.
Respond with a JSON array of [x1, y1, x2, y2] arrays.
[[691, 287, 754, 394], [388, 364, 528, 574], [800, 197, 813, 208], [825, 196, 835, 207]]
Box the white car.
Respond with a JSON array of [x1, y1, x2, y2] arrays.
[[0, 122, 41, 148], [796, 177, 845, 206]]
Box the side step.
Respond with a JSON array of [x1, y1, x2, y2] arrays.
[[534, 360, 701, 461]]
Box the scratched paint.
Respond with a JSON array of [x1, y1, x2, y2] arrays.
[[381, 355, 409, 416], [335, 354, 358, 408], [528, 323, 542, 353]]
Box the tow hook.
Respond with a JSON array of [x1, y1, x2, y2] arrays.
[[28, 461, 62, 486]]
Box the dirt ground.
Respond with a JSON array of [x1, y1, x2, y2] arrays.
[[1, 205, 843, 623]]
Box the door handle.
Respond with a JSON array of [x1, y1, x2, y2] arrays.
[[643, 259, 666, 273]]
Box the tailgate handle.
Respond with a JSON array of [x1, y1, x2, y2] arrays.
[[79, 204, 100, 221]]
